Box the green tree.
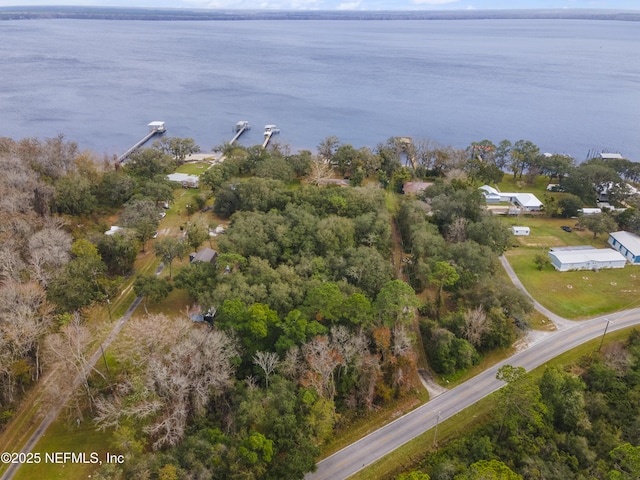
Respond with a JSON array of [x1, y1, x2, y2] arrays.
[[454, 459, 522, 480], [97, 231, 140, 276], [154, 238, 187, 279], [495, 365, 547, 440], [557, 194, 583, 218], [157, 137, 199, 164], [429, 261, 460, 318], [185, 221, 209, 252], [577, 212, 619, 239], [373, 280, 418, 327], [174, 261, 218, 301], [54, 173, 96, 215], [201, 164, 229, 192], [133, 275, 172, 314], [47, 243, 107, 312], [539, 367, 588, 432], [533, 253, 551, 271], [94, 170, 135, 207], [609, 443, 640, 480], [126, 147, 176, 180], [120, 198, 161, 251]]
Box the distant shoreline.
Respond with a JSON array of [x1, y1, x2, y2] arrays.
[[1, 7, 640, 22]]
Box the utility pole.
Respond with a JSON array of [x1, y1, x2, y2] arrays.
[[598, 318, 611, 352], [433, 410, 441, 449]]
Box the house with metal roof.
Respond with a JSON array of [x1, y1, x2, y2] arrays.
[[190, 247, 218, 264], [548, 246, 626, 272], [167, 173, 199, 188], [479, 186, 543, 211], [608, 231, 640, 264]]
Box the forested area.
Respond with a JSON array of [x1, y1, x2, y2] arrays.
[[2, 132, 640, 479], [400, 332, 640, 479]]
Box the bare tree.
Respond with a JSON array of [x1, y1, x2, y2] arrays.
[[95, 315, 237, 450], [445, 217, 468, 244], [44, 313, 104, 418], [305, 156, 333, 185], [301, 336, 342, 400], [463, 306, 490, 348], [253, 351, 279, 388], [0, 281, 53, 405]]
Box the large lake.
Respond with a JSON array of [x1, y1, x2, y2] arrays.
[[1, 18, 639, 160]]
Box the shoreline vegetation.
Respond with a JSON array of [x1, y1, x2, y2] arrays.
[[1, 7, 640, 22]]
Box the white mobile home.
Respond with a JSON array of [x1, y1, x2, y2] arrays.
[[548, 246, 626, 272], [511, 226, 530, 236], [608, 231, 640, 265]]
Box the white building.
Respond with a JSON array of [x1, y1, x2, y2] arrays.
[[479, 186, 543, 211], [167, 173, 199, 188], [548, 246, 626, 271], [608, 231, 640, 265], [511, 226, 530, 236]]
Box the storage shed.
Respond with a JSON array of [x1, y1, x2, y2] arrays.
[[608, 231, 640, 264], [548, 246, 626, 272], [511, 226, 530, 236]]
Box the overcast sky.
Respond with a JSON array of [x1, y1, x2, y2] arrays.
[[2, 0, 639, 11]]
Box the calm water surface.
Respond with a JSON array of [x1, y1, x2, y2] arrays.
[[1, 19, 639, 160]]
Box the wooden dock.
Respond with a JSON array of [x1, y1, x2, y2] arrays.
[[117, 121, 166, 163], [230, 121, 250, 145], [262, 124, 280, 149]]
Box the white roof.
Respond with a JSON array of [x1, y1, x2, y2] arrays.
[[550, 247, 626, 265], [479, 185, 499, 196], [167, 173, 199, 183], [508, 193, 542, 207], [600, 152, 623, 160], [610, 231, 640, 256]]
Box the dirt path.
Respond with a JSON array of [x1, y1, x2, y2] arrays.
[[0, 264, 163, 480]]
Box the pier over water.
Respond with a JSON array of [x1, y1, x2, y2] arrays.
[[230, 121, 250, 145], [262, 124, 280, 149], [117, 121, 166, 163]]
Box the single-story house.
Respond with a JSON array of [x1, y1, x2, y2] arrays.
[[167, 173, 199, 188], [608, 231, 640, 264], [509, 193, 543, 211], [580, 208, 602, 215], [511, 226, 530, 236], [190, 247, 218, 264], [403, 181, 433, 195], [479, 185, 502, 204], [548, 246, 626, 271], [479, 186, 543, 211]]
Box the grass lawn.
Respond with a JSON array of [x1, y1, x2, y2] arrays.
[[12, 417, 114, 480], [174, 162, 211, 175], [497, 214, 640, 319], [496, 173, 549, 194]]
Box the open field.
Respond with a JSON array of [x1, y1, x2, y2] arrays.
[[502, 216, 640, 319]]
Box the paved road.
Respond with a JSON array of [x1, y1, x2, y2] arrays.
[[1, 262, 164, 480], [307, 261, 640, 479]]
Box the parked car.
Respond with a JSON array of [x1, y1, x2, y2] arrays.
[[561, 226, 572, 232]]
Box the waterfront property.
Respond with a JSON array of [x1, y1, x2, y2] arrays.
[[608, 231, 640, 264], [479, 185, 543, 212], [548, 246, 626, 272], [167, 173, 200, 188]]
